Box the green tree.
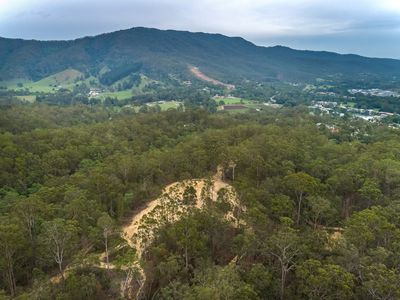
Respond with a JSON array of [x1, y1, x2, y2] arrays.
[[296, 259, 355, 300], [284, 172, 319, 225], [40, 219, 80, 280], [160, 265, 258, 300], [358, 179, 383, 207], [97, 213, 115, 269], [328, 164, 365, 219], [267, 219, 301, 300], [182, 185, 197, 206], [269, 194, 295, 221], [307, 195, 333, 229], [361, 263, 400, 300], [345, 207, 398, 254], [245, 263, 273, 298], [0, 223, 26, 297], [169, 215, 206, 270]]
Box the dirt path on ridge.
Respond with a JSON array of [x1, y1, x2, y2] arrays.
[[189, 66, 235, 90], [121, 168, 235, 254]]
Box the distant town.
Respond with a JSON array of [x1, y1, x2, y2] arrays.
[[348, 88, 400, 97]]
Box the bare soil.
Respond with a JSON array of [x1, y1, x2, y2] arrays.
[[189, 66, 235, 90]]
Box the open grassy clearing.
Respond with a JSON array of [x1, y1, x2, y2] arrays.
[[147, 101, 182, 110], [159, 101, 182, 110], [1, 78, 33, 90], [100, 90, 133, 100], [1, 71, 157, 102], [36, 69, 83, 86], [214, 96, 269, 113], [213, 96, 255, 105], [1, 80, 54, 93], [15, 95, 36, 102], [2, 69, 84, 93], [94, 75, 157, 100]]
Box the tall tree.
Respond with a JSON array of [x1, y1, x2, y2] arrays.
[[284, 172, 319, 225], [0, 223, 25, 297], [13, 195, 44, 242], [307, 195, 334, 229], [97, 213, 115, 269], [296, 259, 355, 300], [361, 263, 400, 300], [267, 219, 301, 300], [40, 218, 79, 280]]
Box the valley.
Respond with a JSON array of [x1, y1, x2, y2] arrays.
[[1, 26, 400, 300]]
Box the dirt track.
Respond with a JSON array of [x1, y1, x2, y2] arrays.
[[190, 66, 235, 90], [118, 168, 242, 298], [122, 168, 239, 256], [52, 168, 242, 298]]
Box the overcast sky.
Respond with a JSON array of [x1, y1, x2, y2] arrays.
[[1, 0, 399, 58]]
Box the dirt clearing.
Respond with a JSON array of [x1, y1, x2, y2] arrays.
[[189, 66, 235, 90]]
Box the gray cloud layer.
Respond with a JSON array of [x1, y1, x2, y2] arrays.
[[1, 0, 399, 58]]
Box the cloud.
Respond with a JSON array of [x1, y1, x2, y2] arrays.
[[0, 0, 399, 58]]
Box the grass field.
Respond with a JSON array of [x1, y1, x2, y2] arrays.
[[160, 101, 182, 110], [100, 90, 133, 100], [2, 80, 53, 93], [214, 97, 254, 105], [214, 96, 266, 113], [2, 80, 60, 93], [15, 95, 36, 102], [215, 97, 282, 113], [1, 71, 157, 103], [1, 79, 34, 90], [2, 69, 84, 93], [35, 69, 82, 87], [96, 75, 156, 100], [147, 101, 182, 110]]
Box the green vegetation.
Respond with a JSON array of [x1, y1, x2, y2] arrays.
[[1, 102, 400, 299], [35, 69, 83, 86], [14, 95, 36, 102], [1, 26, 400, 300], [215, 97, 254, 105], [1, 27, 400, 86], [1, 69, 84, 94], [100, 90, 134, 100]]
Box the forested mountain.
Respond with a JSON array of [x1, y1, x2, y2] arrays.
[[1, 27, 400, 83]]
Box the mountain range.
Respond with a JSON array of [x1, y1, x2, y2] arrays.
[[1, 27, 400, 84]]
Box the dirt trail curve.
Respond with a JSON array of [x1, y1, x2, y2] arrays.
[[52, 168, 243, 299], [122, 167, 240, 256], [119, 167, 243, 298]]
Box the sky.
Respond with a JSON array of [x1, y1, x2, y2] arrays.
[[0, 0, 399, 58]]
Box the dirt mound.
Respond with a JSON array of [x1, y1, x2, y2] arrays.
[[119, 168, 244, 299], [51, 169, 243, 299], [122, 173, 243, 257]]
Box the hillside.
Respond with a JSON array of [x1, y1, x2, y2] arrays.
[[3, 106, 400, 299], [1, 27, 400, 84]]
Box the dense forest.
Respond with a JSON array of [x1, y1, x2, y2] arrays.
[[1, 102, 400, 299]]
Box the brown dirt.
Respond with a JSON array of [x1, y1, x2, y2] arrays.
[[118, 167, 242, 298], [122, 169, 241, 256], [189, 66, 235, 90], [52, 167, 243, 299]]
